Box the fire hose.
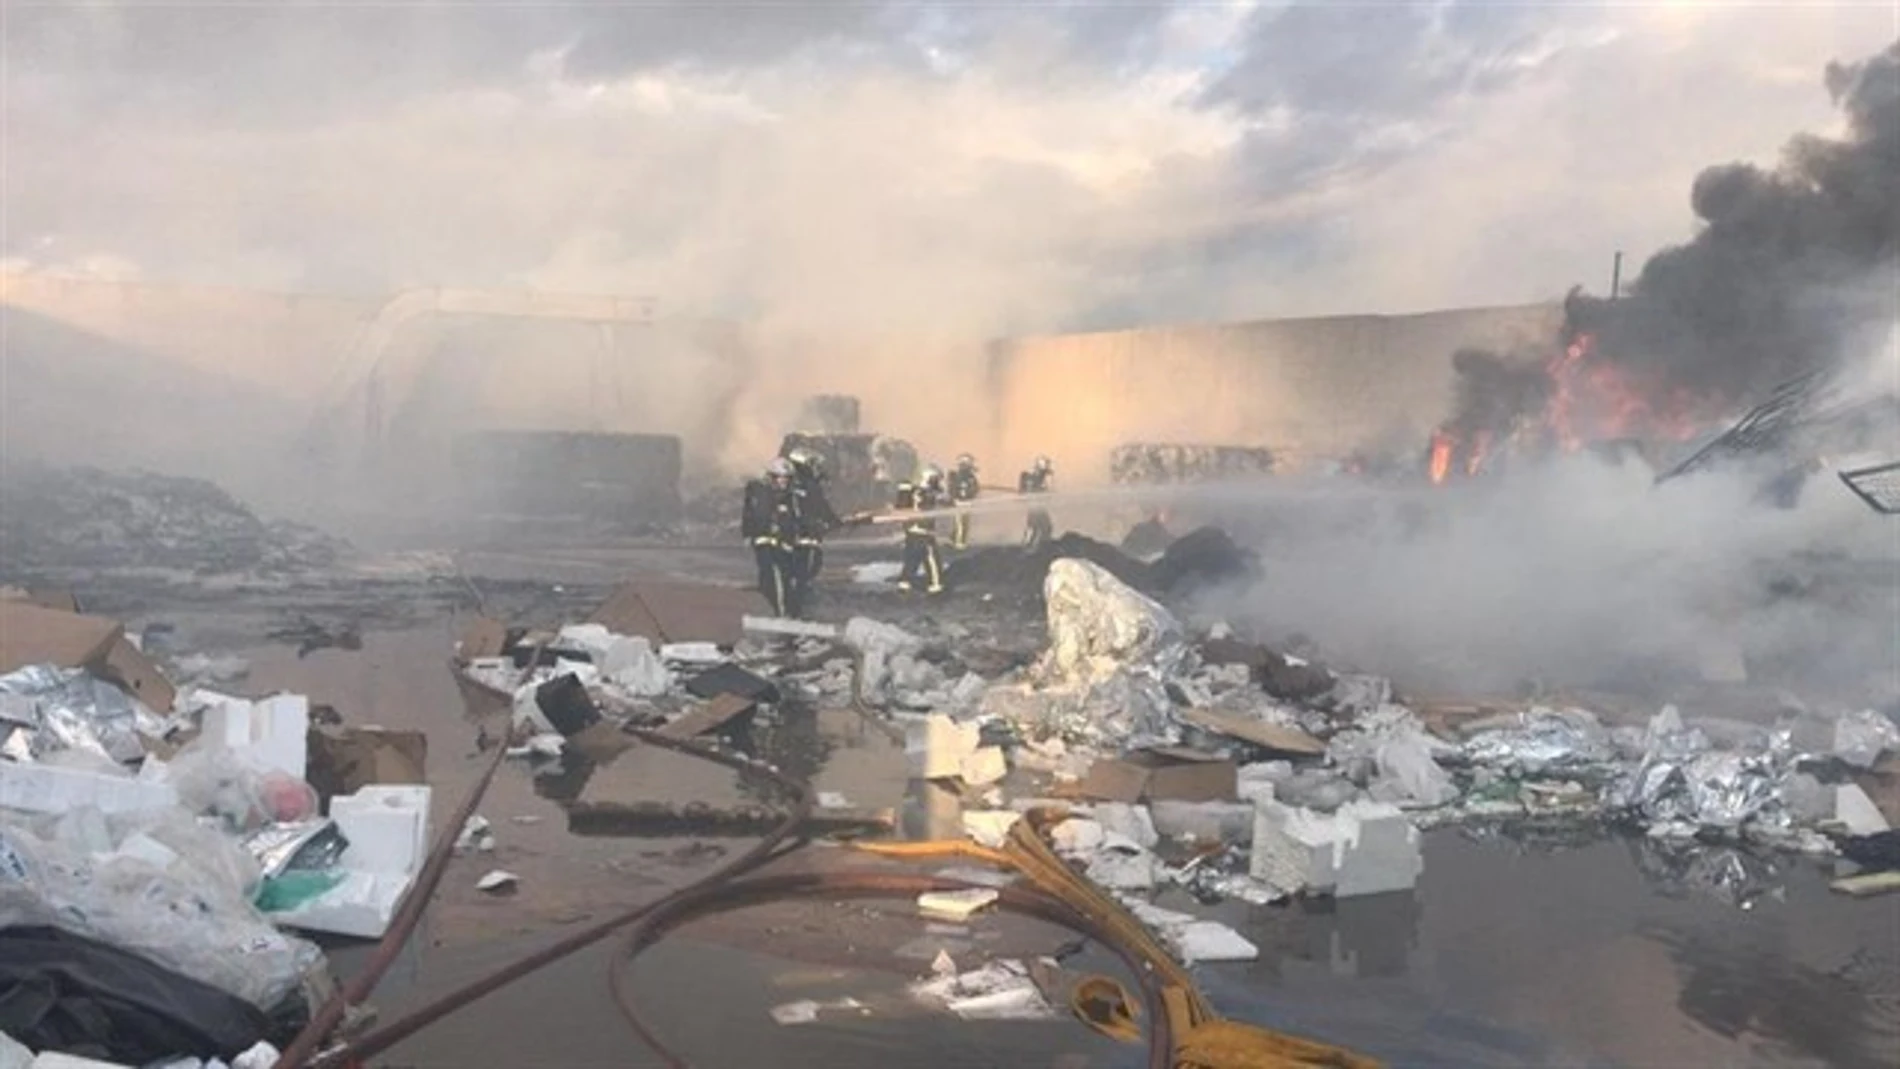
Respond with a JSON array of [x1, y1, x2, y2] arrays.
[[281, 675, 1377, 1068]]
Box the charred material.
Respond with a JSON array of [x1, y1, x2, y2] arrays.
[[0, 463, 347, 577], [949, 525, 1257, 602]]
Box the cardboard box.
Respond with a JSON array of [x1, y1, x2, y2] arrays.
[[455, 616, 510, 663], [590, 579, 769, 648], [306, 725, 428, 801], [1079, 747, 1237, 803], [1179, 707, 1324, 757], [0, 599, 176, 713]]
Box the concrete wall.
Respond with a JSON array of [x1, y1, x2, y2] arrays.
[[984, 304, 1563, 481], [3, 270, 1563, 497]]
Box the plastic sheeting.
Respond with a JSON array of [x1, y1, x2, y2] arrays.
[[0, 808, 323, 1012], [0, 926, 276, 1065]]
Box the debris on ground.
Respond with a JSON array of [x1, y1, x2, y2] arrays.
[[908, 958, 1060, 1021], [0, 463, 348, 578], [475, 870, 519, 894]]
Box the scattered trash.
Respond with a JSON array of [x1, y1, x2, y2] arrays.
[[769, 997, 867, 1025], [454, 815, 496, 854], [917, 888, 999, 922], [909, 959, 1058, 1021], [476, 870, 519, 894]]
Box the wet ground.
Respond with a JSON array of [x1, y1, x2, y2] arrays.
[[34, 538, 1900, 1068]]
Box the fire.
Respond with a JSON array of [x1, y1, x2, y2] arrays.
[[1428, 428, 1454, 484], [1544, 333, 1703, 449], [1465, 430, 1492, 476]]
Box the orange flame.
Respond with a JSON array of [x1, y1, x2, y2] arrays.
[[1466, 429, 1492, 476], [1428, 428, 1454, 484], [1544, 333, 1704, 449]]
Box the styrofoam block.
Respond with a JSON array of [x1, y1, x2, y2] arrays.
[[908, 715, 980, 780], [254, 694, 309, 779], [268, 869, 411, 940], [0, 1030, 32, 1069], [200, 693, 308, 779], [660, 642, 725, 664], [961, 809, 1020, 848], [959, 746, 1007, 786], [1335, 801, 1423, 897], [1252, 798, 1421, 898], [1174, 921, 1259, 964], [1836, 784, 1891, 836], [556, 624, 616, 659], [31, 1054, 131, 1069], [0, 762, 178, 815], [330, 785, 432, 877]]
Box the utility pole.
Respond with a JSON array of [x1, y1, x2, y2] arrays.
[[1611, 250, 1624, 299]]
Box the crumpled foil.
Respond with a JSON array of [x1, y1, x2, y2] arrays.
[[0, 664, 150, 764], [1832, 708, 1900, 769], [1462, 708, 1615, 776], [1632, 837, 1786, 910], [1610, 707, 1783, 829], [243, 819, 349, 881]]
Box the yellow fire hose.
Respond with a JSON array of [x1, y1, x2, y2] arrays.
[[850, 811, 1381, 1069]]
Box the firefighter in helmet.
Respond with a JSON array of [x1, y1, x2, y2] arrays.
[[894, 464, 947, 595], [783, 446, 839, 603], [741, 458, 804, 617], [1019, 454, 1054, 549], [946, 453, 980, 549]]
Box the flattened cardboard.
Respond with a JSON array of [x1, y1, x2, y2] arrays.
[[1180, 707, 1323, 757], [656, 692, 758, 741], [0, 601, 124, 675], [1080, 747, 1236, 804], [307, 726, 429, 802], [590, 579, 770, 648], [101, 635, 176, 713], [1852, 753, 1900, 828], [456, 616, 510, 663]]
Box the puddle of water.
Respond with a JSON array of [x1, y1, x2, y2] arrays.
[[239, 626, 1899, 1068], [1194, 832, 1900, 1069]]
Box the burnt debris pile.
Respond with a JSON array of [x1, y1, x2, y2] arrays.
[[0, 464, 350, 576], [948, 525, 1257, 601]]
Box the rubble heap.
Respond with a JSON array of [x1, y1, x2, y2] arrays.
[[0, 464, 349, 576], [0, 599, 436, 1067]]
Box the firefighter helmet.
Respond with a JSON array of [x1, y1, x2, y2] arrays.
[[1034, 455, 1052, 473], [766, 458, 794, 481], [786, 446, 824, 480], [921, 464, 944, 487], [956, 453, 975, 470]]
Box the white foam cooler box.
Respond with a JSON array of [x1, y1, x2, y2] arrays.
[[267, 784, 433, 940]]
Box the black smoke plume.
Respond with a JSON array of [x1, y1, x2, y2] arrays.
[[1452, 40, 1900, 440]]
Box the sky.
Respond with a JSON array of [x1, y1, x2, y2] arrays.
[[3, 1, 1896, 340]]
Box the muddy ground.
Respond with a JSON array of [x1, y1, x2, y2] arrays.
[[36, 535, 1900, 1069]]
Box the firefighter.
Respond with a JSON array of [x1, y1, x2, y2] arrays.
[[1019, 454, 1054, 549], [894, 464, 946, 595], [946, 453, 980, 549], [783, 446, 838, 601], [741, 458, 803, 617]]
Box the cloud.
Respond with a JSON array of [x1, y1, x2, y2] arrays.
[[3, 0, 1894, 338]]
